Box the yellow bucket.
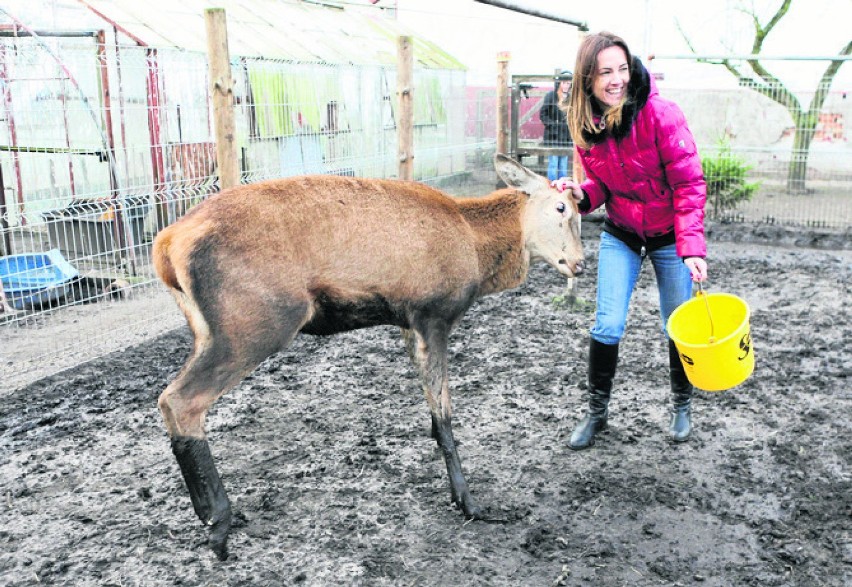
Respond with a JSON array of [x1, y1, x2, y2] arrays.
[[666, 289, 754, 392]]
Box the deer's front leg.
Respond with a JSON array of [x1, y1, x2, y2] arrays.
[[413, 324, 483, 519]]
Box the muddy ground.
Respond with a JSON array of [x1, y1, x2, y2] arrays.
[[0, 224, 849, 587]]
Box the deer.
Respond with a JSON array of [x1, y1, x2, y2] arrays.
[[152, 154, 584, 559]]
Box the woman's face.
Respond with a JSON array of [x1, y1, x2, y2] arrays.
[[592, 46, 630, 108]]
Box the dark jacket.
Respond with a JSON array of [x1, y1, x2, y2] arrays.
[[540, 89, 572, 146], [577, 58, 706, 258]]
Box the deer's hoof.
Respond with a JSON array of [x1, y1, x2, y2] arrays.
[[208, 511, 232, 561], [460, 494, 484, 520]]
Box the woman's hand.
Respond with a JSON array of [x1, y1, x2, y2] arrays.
[[551, 178, 585, 204], [684, 257, 708, 282]]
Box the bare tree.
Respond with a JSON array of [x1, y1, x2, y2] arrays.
[[679, 0, 851, 193]]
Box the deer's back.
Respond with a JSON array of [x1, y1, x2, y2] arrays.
[[154, 175, 481, 303]]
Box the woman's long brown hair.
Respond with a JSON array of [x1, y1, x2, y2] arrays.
[[565, 32, 632, 150]]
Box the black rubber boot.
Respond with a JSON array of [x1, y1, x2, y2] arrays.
[[668, 339, 693, 442], [569, 339, 619, 450]]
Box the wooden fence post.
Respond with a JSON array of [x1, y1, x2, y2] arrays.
[[204, 8, 239, 190], [496, 51, 510, 156], [397, 36, 414, 181]]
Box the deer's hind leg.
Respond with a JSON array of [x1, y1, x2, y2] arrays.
[[159, 293, 311, 560], [159, 346, 241, 561]]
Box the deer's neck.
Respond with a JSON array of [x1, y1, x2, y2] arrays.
[[457, 190, 529, 296]]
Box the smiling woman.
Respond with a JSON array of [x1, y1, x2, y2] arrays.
[[553, 30, 708, 453]]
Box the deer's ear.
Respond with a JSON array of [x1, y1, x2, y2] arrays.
[[494, 154, 545, 196]]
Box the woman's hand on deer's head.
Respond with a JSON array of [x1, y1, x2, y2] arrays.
[[551, 178, 584, 204]]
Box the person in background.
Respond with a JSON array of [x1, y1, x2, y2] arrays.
[[553, 32, 708, 449], [539, 70, 573, 181]]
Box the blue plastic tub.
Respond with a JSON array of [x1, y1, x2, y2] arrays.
[[0, 249, 79, 310]]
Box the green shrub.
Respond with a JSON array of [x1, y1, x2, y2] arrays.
[[701, 139, 761, 214]]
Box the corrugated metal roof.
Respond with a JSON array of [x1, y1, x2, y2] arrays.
[[79, 0, 466, 69]]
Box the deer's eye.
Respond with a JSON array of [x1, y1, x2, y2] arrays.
[[556, 202, 567, 214]]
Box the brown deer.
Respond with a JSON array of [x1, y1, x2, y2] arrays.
[[153, 154, 583, 559]]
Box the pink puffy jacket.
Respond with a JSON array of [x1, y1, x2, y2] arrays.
[[578, 62, 706, 258]]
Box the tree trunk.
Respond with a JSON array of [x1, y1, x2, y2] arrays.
[[786, 111, 817, 194]]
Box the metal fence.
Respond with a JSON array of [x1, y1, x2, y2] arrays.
[[0, 33, 849, 392], [0, 33, 495, 391], [508, 74, 851, 229]]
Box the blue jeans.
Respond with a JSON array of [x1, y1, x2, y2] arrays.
[[590, 231, 694, 345], [547, 155, 569, 181]]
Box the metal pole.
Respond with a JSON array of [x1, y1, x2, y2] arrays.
[[0, 29, 98, 38], [97, 30, 119, 195], [97, 30, 135, 269], [146, 48, 167, 229], [0, 162, 10, 255], [473, 0, 588, 30], [650, 54, 852, 61], [509, 82, 519, 157], [0, 43, 23, 224]]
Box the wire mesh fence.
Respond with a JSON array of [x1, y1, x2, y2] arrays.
[[0, 30, 849, 392], [508, 74, 851, 229], [664, 78, 851, 230]]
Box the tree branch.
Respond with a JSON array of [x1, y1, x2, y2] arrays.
[[810, 39, 852, 114], [744, 1, 784, 84], [740, 0, 798, 112], [762, 0, 793, 38]]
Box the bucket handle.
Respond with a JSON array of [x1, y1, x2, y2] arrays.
[[697, 282, 716, 343]]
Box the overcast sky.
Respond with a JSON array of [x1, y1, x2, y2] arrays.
[[393, 0, 851, 91]]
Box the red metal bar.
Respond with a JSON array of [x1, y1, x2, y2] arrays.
[[112, 27, 130, 187], [146, 48, 166, 219], [97, 30, 136, 270], [60, 80, 78, 198], [97, 30, 118, 194], [76, 0, 149, 47], [0, 43, 25, 224]]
